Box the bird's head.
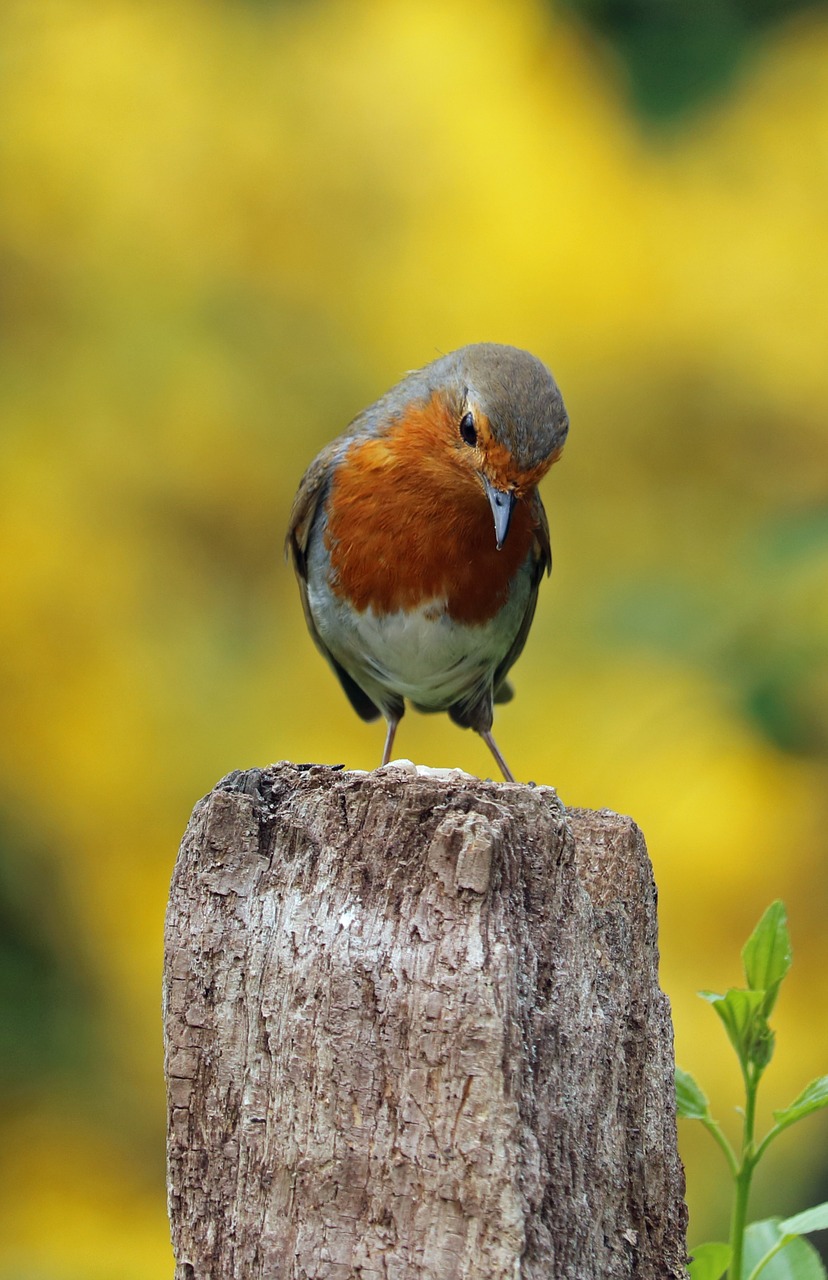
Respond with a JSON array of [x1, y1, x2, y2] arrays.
[[433, 343, 569, 548]]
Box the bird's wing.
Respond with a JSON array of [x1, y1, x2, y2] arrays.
[[285, 437, 339, 577], [285, 442, 383, 723], [491, 492, 551, 699], [449, 493, 551, 732]]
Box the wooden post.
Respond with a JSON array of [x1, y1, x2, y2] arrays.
[[164, 762, 688, 1279]]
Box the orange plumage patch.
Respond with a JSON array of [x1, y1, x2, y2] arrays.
[[324, 394, 540, 625], [481, 432, 562, 495]]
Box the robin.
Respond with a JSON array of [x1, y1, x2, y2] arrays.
[[286, 343, 568, 781]]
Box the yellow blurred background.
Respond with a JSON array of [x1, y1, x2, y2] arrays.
[[1, 0, 827, 1274]]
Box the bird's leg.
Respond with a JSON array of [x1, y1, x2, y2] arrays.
[[380, 716, 400, 767], [480, 729, 516, 783]]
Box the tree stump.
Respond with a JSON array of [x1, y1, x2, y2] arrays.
[[164, 762, 688, 1279]]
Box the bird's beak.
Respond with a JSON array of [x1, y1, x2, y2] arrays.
[[483, 475, 516, 550]]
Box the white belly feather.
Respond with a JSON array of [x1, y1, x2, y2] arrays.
[[306, 561, 532, 714]]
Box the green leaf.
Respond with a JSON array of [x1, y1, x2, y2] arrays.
[[750, 1022, 776, 1071], [742, 901, 792, 1014], [699, 987, 766, 1068], [676, 1066, 711, 1120], [773, 1078, 828, 1133], [687, 1241, 730, 1280], [779, 1203, 828, 1237], [743, 1219, 827, 1280]]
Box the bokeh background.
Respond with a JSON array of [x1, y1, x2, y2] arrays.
[[1, 0, 827, 1274]]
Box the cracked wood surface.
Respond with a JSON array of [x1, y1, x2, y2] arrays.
[[164, 762, 688, 1279]]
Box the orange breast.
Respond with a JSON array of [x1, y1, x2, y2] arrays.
[[324, 398, 538, 626]]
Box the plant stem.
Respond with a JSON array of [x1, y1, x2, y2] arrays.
[[702, 1117, 739, 1177], [729, 1163, 754, 1280], [728, 1065, 759, 1280], [751, 1123, 781, 1167]]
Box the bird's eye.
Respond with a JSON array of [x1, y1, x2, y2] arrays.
[[459, 411, 477, 447]]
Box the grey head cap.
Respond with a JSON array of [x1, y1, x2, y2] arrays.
[[419, 343, 569, 472], [358, 343, 568, 475]]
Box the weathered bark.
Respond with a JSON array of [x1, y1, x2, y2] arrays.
[[164, 762, 688, 1279]]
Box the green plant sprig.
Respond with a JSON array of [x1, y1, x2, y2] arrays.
[[676, 901, 828, 1280]]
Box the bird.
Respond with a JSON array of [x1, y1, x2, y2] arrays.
[[286, 342, 569, 782]]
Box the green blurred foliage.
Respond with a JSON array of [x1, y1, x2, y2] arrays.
[[0, 0, 826, 1274], [0, 812, 96, 1095], [559, 0, 828, 122]]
